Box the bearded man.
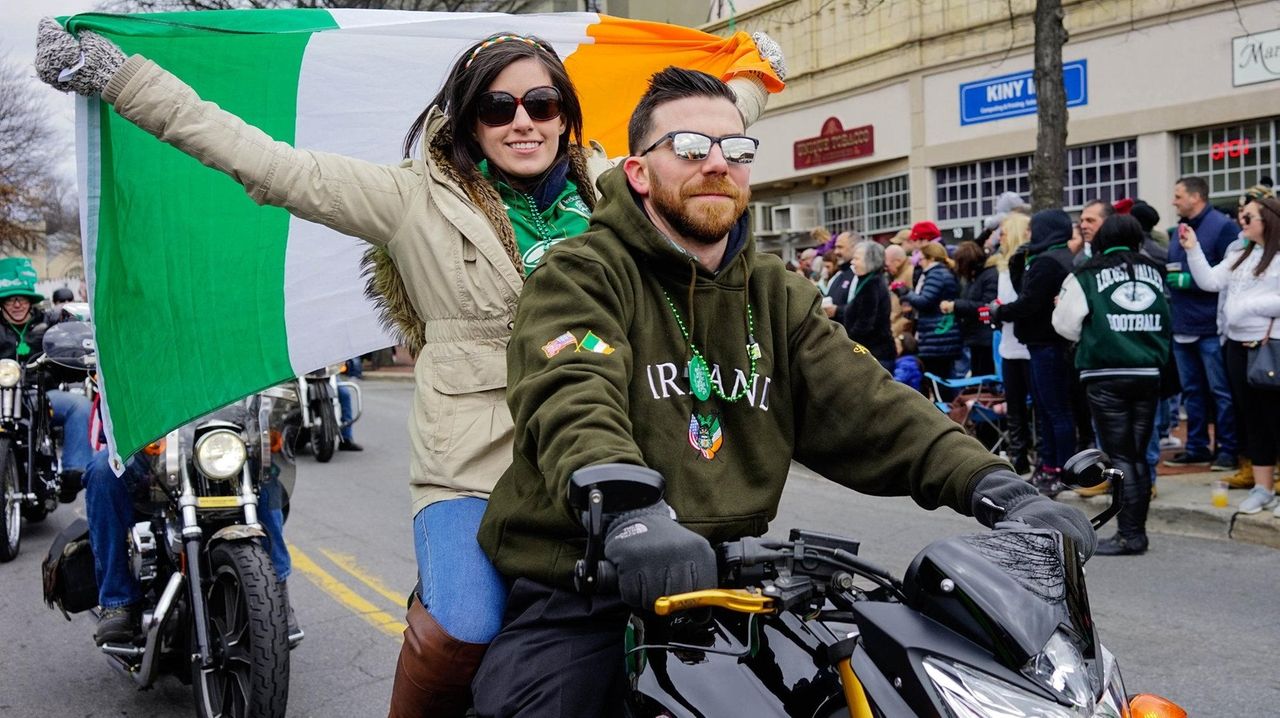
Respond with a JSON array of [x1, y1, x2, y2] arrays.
[[472, 67, 1095, 717]]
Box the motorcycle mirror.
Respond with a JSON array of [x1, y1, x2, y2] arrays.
[[567, 464, 664, 513], [1060, 449, 1110, 489]]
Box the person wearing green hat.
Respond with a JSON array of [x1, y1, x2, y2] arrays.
[[0, 257, 93, 501]]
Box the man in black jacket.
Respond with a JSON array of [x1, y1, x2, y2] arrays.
[[822, 230, 858, 322], [990, 210, 1077, 495]]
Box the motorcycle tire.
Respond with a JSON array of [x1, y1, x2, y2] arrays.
[[0, 443, 21, 562], [191, 541, 290, 718], [310, 402, 337, 464]]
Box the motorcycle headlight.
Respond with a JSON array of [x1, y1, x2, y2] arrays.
[[1023, 631, 1094, 712], [194, 430, 247, 481], [0, 359, 20, 388]]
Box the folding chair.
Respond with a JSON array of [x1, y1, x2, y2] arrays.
[[924, 331, 1013, 456]]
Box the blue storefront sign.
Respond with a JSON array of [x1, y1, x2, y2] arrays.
[[959, 59, 1088, 126]]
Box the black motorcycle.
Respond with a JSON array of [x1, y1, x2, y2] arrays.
[[292, 364, 360, 462], [43, 387, 298, 718], [0, 320, 93, 561], [569, 451, 1187, 718]]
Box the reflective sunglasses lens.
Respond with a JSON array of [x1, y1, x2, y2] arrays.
[[721, 137, 757, 163], [670, 133, 712, 160], [477, 93, 517, 126], [523, 88, 562, 121]]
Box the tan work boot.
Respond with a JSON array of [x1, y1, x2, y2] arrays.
[[1073, 480, 1111, 498], [1224, 458, 1254, 490]]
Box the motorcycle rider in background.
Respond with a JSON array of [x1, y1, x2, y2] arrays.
[[0, 258, 93, 502], [83, 446, 302, 646]]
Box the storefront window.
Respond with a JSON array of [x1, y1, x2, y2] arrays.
[[935, 139, 1138, 223], [1178, 120, 1276, 200], [823, 174, 910, 236]]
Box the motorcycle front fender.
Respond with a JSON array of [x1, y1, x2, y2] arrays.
[[208, 524, 266, 544]]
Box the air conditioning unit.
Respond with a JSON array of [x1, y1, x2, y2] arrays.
[[749, 202, 775, 235], [770, 204, 818, 234]]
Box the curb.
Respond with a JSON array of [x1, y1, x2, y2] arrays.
[[1055, 479, 1280, 551], [359, 371, 414, 383]]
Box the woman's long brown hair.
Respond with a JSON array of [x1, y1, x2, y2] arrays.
[[1230, 196, 1280, 276]]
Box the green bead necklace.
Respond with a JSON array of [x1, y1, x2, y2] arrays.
[[661, 288, 761, 403]]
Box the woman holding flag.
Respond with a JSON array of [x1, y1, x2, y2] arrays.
[[36, 17, 783, 716]]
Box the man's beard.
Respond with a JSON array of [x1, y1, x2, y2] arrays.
[[650, 174, 749, 246]]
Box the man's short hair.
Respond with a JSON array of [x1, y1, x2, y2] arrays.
[[628, 66, 740, 155], [1083, 199, 1114, 217], [1176, 176, 1210, 200]]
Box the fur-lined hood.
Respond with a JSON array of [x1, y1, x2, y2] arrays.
[[361, 107, 601, 357]]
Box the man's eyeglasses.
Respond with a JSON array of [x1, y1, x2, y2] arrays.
[[476, 86, 562, 127], [639, 131, 759, 164]]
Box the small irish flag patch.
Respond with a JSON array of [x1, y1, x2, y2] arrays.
[[577, 331, 615, 354], [542, 331, 578, 359]]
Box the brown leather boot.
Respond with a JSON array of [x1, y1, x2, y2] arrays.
[[388, 597, 488, 718]]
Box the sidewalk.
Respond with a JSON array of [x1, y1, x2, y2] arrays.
[[361, 365, 414, 382], [1056, 468, 1280, 551]]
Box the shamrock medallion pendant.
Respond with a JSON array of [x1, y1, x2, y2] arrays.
[[689, 355, 712, 401]]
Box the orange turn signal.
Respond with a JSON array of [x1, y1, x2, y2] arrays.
[[143, 439, 166, 456], [269, 429, 284, 453], [1129, 694, 1187, 718]]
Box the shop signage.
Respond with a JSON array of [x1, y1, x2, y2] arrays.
[[793, 118, 874, 170], [1211, 137, 1251, 160], [1233, 29, 1280, 87], [959, 59, 1088, 126]]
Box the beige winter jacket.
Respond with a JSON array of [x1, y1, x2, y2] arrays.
[[102, 54, 768, 515]]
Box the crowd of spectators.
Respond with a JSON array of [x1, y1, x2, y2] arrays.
[[791, 175, 1280, 555]]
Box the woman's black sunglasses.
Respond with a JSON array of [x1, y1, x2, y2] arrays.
[[476, 86, 562, 126]]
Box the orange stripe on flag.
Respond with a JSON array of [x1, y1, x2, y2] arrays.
[[567, 16, 784, 157]]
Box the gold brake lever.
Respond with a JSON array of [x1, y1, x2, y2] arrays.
[[652, 588, 775, 616]]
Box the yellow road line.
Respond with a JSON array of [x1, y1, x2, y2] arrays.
[[289, 543, 406, 639], [319, 548, 408, 609]]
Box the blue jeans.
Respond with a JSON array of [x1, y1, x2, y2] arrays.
[[1028, 344, 1076, 469], [1172, 336, 1236, 458], [413, 497, 507, 644], [84, 449, 291, 609], [338, 383, 355, 442], [1145, 398, 1172, 478], [49, 390, 91, 472]]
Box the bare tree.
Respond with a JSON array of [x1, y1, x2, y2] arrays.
[[0, 52, 61, 254], [1029, 0, 1067, 210], [99, 0, 543, 13]]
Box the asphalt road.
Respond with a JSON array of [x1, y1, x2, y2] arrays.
[[1, 381, 1275, 716]]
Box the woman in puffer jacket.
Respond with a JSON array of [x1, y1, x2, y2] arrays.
[[894, 241, 963, 379], [35, 20, 783, 717], [1180, 196, 1280, 516]]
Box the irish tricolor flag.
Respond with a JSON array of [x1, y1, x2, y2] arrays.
[[65, 9, 780, 465]]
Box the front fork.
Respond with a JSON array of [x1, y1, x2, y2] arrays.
[[181, 462, 261, 667]]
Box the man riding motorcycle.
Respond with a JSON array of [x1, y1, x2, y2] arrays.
[[473, 68, 1097, 716], [0, 258, 93, 502], [84, 443, 302, 645]]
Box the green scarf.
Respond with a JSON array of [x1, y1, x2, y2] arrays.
[[480, 160, 591, 276]]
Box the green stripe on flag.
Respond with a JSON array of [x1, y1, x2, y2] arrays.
[[71, 11, 338, 457]]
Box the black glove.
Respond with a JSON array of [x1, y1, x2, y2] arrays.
[[603, 501, 717, 611], [970, 469, 1097, 561]]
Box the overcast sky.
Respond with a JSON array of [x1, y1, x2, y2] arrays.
[[1, 1, 104, 182]]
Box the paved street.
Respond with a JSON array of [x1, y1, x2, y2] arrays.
[[1, 380, 1276, 715]]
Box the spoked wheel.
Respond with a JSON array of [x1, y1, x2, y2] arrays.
[[310, 402, 337, 463], [0, 444, 21, 562], [191, 542, 289, 718]]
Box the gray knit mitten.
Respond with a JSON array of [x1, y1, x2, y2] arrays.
[[751, 31, 787, 81], [35, 17, 125, 96]]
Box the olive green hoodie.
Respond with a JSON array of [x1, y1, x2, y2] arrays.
[[478, 167, 1009, 589]]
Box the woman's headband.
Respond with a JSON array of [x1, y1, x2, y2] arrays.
[[464, 35, 542, 69]]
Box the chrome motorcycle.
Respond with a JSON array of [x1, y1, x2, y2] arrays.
[[0, 320, 93, 561], [294, 363, 360, 462], [44, 387, 298, 718]]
